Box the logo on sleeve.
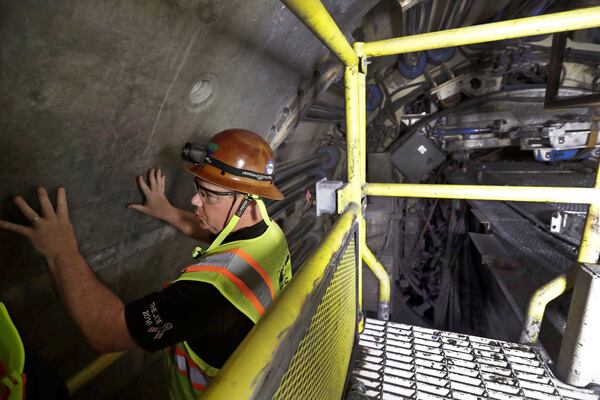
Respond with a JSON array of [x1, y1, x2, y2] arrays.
[[142, 301, 173, 340], [147, 323, 173, 340]]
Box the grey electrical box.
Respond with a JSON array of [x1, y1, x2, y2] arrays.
[[391, 133, 445, 182], [315, 179, 344, 216]]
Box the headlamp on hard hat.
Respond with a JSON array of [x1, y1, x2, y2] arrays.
[[181, 142, 274, 183], [182, 143, 207, 165]]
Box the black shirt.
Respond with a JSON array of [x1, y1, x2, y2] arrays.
[[124, 221, 268, 368]]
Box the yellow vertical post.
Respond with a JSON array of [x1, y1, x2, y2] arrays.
[[578, 166, 600, 264], [343, 65, 364, 329], [343, 68, 361, 198], [355, 43, 367, 185], [361, 219, 392, 320], [352, 42, 392, 321]]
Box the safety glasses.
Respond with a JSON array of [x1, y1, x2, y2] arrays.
[[194, 178, 238, 205]]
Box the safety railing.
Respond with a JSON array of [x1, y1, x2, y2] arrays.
[[66, 352, 125, 394], [282, 0, 600, 332]]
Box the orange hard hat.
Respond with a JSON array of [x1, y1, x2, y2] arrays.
[[186, 129, 284, 200]]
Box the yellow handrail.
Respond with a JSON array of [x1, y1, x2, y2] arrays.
[[361, 217, 391, 320], [280, 0, 358, 67], [364, 183, 598, 204], [66, 352, 125, 394], [362, 6, 600, 57], [520, 266, 578, 345], [364, 180, 600, 264], [578, 167, 600, 263]]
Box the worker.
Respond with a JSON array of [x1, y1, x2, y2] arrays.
[[1, 302, 69, 399], [0, 129, 292, 399], [0, 302, 25, 400]]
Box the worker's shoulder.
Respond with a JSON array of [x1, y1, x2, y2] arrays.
[[193, 250, 239, 267]]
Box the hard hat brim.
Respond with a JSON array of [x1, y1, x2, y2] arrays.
[[186, 163, 285, 200]]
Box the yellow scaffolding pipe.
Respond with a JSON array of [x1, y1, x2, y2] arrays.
[[352, 41, 391, 320], [355, 43, 367, 185], [365, 182, 600, 264], [204, 204, 358, 399], [578, 166, 600, 263], [341, 65, 367, 328], [280, 0, 358, 67], [343, 66, 362, 205], [364, 183, 599, 205], [66, 352, 125, 394], [362, 6, 600, 57], [520, 266, 577, 345], [361, 217, 391, 320]]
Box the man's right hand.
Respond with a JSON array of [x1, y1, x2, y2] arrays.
[[128, 168, 174, 221]]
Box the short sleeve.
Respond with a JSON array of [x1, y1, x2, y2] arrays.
[[124, 280, 253, 366]]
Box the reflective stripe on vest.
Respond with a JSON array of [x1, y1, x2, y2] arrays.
[[173, 345, 210, 392], [182, 249, 274, 317]]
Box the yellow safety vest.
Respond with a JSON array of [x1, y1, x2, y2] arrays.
[[165, 217, 291, 399], [0, 303, 25, 400]]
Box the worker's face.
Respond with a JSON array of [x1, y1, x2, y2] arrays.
[[191, 178, 241, 234]]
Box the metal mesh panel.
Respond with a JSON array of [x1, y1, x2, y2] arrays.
[[273, 237, 357, 400], [352, 319, 600, 400]]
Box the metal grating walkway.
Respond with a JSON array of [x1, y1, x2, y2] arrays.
[[351, 318, 599, 400]]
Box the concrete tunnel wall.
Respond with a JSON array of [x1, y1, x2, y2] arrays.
[[0, 0, 375, 397]]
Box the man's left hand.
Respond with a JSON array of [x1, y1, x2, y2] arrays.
[[0, 187, 80, 261]]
